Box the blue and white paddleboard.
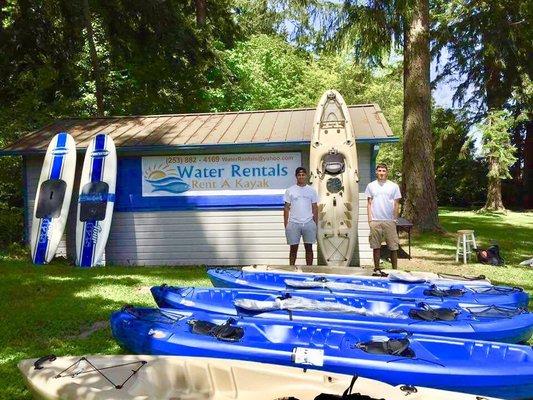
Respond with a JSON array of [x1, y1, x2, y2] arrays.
[[30, 132, 77, 265], [75, 133, 116, 267]]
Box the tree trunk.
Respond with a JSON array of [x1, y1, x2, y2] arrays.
[[82, 0, 104, 116], [194, 0, 207, 26], [483, 157, 505, 211], [524, 120, 533, 209], [401, 0, 440, 231]]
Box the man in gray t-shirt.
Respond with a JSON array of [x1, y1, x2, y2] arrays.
[[364, 163, 402, 270], [283, 167, 318, 265]]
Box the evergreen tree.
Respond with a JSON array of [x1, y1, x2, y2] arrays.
[[477, 110, 517, 211], [432, 0, 532, 207]]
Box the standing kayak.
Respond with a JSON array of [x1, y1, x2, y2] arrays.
[[151, 285, 533, 343], [110, 306, 533, 400], [207, 268, 529, 308]]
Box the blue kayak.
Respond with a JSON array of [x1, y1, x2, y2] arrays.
[[207, 268, 529, 308], [111, 306, 533, 399], [151, 285, 533, 343]]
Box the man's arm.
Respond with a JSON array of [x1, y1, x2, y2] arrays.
[[393, 184, 402, 221], [312, 202, 318, 224], [393, 199, 400, 221], [284, 202, 290, 228], [367, 197, 373, 224]]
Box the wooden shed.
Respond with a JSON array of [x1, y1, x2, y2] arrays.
[[2, 104, 397, 266]]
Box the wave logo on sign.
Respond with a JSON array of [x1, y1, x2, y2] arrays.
[[144, 163, 190, 194]]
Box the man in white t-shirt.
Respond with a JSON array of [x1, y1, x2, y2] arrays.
[[365, 163, 402, 270], [283, 167, 318, 265]]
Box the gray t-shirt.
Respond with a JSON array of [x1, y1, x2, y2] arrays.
[[365, 180, 401, 221], [284, 184, 319, 224]]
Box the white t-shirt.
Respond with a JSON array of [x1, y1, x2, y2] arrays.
[[284, 185, 319, 224], [365, 180, 401, 221]]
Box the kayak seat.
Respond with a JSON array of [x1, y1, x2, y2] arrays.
[[423, 286, 465, 298], [322, 153, 345, 176], [356, 338, 414, 358], [188, 318, 244, 342], [408, 307, 458, 321]]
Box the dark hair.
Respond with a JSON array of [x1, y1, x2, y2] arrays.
[[375, 163, 388, 170], [295, 167, 307, 175]]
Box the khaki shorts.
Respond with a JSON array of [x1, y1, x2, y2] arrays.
[[369, 220, 399, 250]]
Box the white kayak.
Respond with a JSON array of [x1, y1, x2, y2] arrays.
[[30, 132, 76, 264], [75, 133, 117, 267], [242, 264, 374, 276], [310, 90, 359, 266], [242, 264, 491, 285], [18, 355, 500, 400]]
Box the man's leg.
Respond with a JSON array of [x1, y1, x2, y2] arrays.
[[285, 222, 301, 265], [304, 243, 313, 265], [289, 244, 299, 265], [384, 221, 400, 270], [369, 221, 382, 271], [373, 248, 381, 270], [302, 220, 317, 266], [390, 250, 398, 269]]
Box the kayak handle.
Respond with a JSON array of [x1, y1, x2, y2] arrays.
[[400, 385, 417, 394], [34, 355, 56, 370]]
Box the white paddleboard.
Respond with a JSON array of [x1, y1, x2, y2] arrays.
[[18, 355, 501, 400], [310, 90, 359, 266], [75, 133, 116, 267], [30, 132, 76, 265]]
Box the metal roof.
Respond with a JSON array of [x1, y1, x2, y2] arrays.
[[2, 104, 395, 155]]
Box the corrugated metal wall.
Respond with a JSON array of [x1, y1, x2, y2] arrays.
[[24, 145, 374, 266]]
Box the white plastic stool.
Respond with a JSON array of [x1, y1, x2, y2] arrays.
[[455, 230, 477, 264]]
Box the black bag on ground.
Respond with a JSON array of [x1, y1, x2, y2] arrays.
[[476, 244, 504, 266]]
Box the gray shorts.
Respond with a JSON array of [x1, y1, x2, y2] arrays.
[[285, 220, 317, 245]]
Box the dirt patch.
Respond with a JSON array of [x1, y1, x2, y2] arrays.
[[136, 285, 152, 294], [70, 320, 109, 339]]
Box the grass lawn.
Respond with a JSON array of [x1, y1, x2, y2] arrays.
[[0, 261, 211, 399], [1, 208, 532, 399], [397, 208, 533, 294]]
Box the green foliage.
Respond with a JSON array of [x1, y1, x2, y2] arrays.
[[431, 0, 531, 114], [0, 156, 22, 208], [477, 110, 517, 180], [207, 34, 312, 111], [0, 206, 23, 247], [0, 0, 241, 142], [0, 157, 24, 246], [433, 108, 487, 206], [206, 34, 404, 123]]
